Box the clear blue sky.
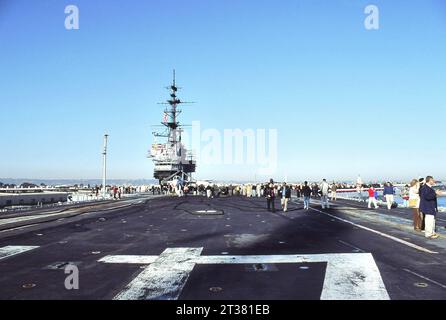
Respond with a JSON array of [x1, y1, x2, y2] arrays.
[[1, 0, 445, 182]]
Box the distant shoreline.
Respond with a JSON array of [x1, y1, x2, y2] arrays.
[[1, 177, 444, 187], [0, 178, 158, 186]]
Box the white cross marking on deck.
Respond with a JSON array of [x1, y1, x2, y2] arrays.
[[99, 248, 390, 300], [0, 245, 39, 261], [111, 248, 203, 300]]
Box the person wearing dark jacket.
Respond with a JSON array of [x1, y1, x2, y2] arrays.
[[265, 183, 276, 213], [302, 181, 312, 210], [312, 184, 320, 198], [280, 183, 292, 212], [295, 185, 301, 198], [418, 178, 426, 230], [383, 182, 395, 210], [420, 176, 443, 239]]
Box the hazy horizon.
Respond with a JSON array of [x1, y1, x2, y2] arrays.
[[1, 176, 445, 186]]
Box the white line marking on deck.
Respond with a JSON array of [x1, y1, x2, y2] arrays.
[[0, 245, 39, 261], [403, 269, 446, 290], [0, 215, 57, 226], [0, 224, 39, 234], [98, 255, 158, 264], [308, 207, 438, 254], [113, 248, 203, 300], [100, 248, 389, 300]]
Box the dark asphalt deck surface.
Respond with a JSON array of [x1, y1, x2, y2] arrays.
[[0, 195, 445, 300]]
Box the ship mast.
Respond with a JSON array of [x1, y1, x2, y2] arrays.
[[167, 69, 179, 143], [150, 70, 196, 185], [155, 70, 193, 143]]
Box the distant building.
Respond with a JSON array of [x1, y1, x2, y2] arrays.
[[0, 189, 68, 208]]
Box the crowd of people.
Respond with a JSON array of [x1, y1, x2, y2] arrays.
[[167, 179, 365, 213], [92, 185, 142, 199], [163, 176, 445, 240], [407, 176, 444, 239]]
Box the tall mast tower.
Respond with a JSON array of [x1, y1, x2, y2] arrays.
[[149, 71, 196, 185], [102, 133, 109, 198]]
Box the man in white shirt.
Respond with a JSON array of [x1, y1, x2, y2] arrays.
[[320, 179, 330, 209]]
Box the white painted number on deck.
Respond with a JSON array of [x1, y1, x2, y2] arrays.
[[99, 248, 390, 300]]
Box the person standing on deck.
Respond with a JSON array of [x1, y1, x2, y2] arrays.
[[246, 184, 252, 198], [302, 181, 312, 210], [251, 184, 255, 197], [419, 176, 444, 239], [383, 182, 395, 210], [320, 179, 330, 209], [206, 185, 212, 198], [409, 179, 422, 231], [280, 183, 291, 212], [265, 183, 276, 213], [331, 182, 338, 201], [367, 185, 379, 209], [356, 175, 363, 201], [295, 184, 301, 198], [356, 184, 362, 201], [403, 185, 410, 208], [418, 178, 426, 231], [312, 184, 320, 198]]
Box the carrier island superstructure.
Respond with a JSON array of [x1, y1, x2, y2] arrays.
[[149, 71, 196, 185]]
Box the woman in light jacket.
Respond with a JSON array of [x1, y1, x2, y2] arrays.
[[409, 179, 422, 231]]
